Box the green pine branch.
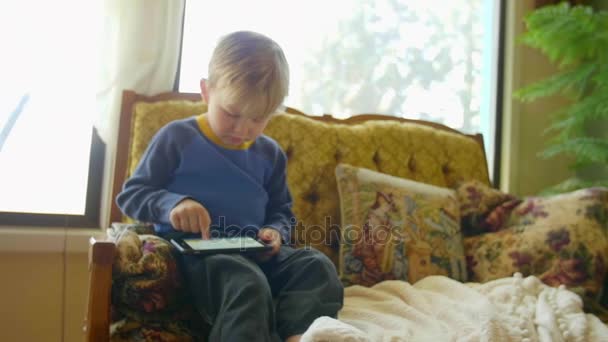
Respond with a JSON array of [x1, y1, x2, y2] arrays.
[[513, 63, 597, 102], [515, 3, 608, 194], [545, 90, 608, 135], [540, 137, 608, 164], [543, 91, 608, 143], [520, 3, 607, 67]]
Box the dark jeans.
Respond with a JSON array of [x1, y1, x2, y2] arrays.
[[163, 232, 344, 342]]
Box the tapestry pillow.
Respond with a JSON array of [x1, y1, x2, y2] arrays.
[[335, 164, 467, 287]]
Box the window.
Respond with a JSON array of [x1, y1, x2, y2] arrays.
[[0, 1, 103, 227], [179, 0, 504, 180]]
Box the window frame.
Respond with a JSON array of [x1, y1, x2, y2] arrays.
[[0, 128, 105, 228], [492, 0, 506, 188]]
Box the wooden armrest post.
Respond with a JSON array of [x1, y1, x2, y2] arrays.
[[85, 237, 115, 342]]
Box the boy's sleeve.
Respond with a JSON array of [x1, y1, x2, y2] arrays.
[[263, 148, 295, 244], [116, 124, 190, 224]]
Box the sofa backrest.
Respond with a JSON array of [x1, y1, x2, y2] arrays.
[[111, 91, 491, 266]]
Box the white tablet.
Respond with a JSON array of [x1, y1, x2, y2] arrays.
[[171, 236, 273, 255]]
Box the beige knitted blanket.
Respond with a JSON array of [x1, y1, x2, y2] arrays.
[[302, 274, 608, 342]]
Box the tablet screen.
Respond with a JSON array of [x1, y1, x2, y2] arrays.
[[183, 236, 266, 251]]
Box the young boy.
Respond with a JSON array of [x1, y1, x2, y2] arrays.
[[116, 31, 344, 342]]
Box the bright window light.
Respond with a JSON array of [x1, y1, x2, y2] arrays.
[[179, 0, 501, 179], [0, 1, 98, 215]]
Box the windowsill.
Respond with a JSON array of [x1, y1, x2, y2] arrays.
[[0, 226, 106, 253]]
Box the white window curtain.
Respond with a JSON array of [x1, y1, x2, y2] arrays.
[[96, 0, 185, 227]]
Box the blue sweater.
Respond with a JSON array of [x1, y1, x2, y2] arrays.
[[116, 115, 294, 243]]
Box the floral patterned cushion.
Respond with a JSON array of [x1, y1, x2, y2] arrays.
[[464, 222, 608, 301], [456, 180, 522, 236], [507, 187, 608, 228], [108, 223, 207, 341], [461, 186, 608, 303], [110, 317, 204, 342], [336, 164, 467, 287]]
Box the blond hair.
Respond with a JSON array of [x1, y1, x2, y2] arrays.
[[207, 31, 289, 118]]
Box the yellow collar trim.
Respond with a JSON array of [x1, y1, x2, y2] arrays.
[[196, 114, 253, 150]]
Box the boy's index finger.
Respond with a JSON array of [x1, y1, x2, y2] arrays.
[[199, 219, 209, 240], [200, 227, 209, 240], [198, 213, 210, 240]]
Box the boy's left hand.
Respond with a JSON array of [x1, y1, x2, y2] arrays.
[[256, 228, 282, 262]]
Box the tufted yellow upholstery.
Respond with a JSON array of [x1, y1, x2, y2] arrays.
[[126, 99, 490, 267]]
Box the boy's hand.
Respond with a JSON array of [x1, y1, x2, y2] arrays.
[[169, 199, 211, 239], [256, 228, 282, 262]]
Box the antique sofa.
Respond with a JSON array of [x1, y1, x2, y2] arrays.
[[85, 90, 608, 341]]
